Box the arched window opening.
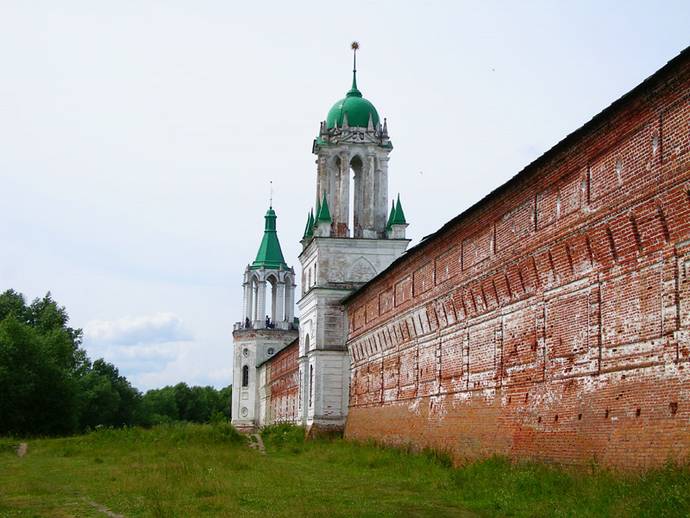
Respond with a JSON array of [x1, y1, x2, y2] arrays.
[[349, 155, 363, 238], [266, 274, 278, 325], [242, 365, 249, 387], [251, 277, 259, 321], [304, 334, 310, 351], [309, 364, 314, 407]]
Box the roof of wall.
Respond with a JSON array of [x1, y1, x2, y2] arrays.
[[342, 45, 690, 306]]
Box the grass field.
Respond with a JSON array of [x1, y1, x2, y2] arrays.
[[1, 423, 689, 517]]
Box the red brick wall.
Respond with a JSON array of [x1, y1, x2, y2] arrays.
[[266, 341, 299, 424], [344, 51, 690, 469]]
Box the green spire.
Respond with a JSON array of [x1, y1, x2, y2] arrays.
[[302, 211, 310, 239], [316, 193, 332, 223], [302, 210, 314, 240], [391, 194, 407, 226], [325, 43, 380, 129], [251, 206, 289, 270], [386, 200, 395, 231]]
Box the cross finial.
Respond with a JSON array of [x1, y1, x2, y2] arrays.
[[269, 180, 273, 208], [350, 41, 359, 92]]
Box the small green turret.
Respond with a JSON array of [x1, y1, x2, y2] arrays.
[[251, 206, 288, 270], [386, 199, 395, 231], [316, 193, 332, 224], [302, 210, 314, 240], [391, 194, 407, 226]]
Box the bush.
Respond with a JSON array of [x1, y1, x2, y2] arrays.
[[260, 423, 305, 449]]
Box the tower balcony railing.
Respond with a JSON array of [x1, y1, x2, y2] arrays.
[[233, 320, 297, 332]]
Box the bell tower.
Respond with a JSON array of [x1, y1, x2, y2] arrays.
[[231, 204, 298, 431], [312, 42, 394, 239], [297, 43, 410, 434]]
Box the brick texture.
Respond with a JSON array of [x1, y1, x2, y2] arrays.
[[344, 50, 690, 469], [265, 341, 299, 423]]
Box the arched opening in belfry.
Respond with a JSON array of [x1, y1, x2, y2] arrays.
[[242, 365, 249, 387], [266, 274, 278, 324], [349, 155, 363, 237]]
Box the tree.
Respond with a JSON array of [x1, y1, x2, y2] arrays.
[[140, 386, 179, 425], [0, 289, 234, 435], [78, 359, 141, 429], [0, 311, 80, 435]]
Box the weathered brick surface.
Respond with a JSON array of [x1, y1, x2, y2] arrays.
[[265, 341, 299, 423], [344, 50, 690, 469]]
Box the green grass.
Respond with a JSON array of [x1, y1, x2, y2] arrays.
[[0, 423, 689, 517]]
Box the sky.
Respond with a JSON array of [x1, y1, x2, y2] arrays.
[[1, 1, 688, 391]]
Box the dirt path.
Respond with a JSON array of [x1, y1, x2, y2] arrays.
[[84, 499, 126, 518], [248, 433, 266, 454], [16, 443, 27, 457]]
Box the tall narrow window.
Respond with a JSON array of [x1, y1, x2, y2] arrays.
[[349, 155, 363, 238], [309, 364, 314, 407], [266, 274, 278, 323], [242, 365, 249, 387]]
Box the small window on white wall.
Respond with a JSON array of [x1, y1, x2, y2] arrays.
[[242, 365, 249, 387]]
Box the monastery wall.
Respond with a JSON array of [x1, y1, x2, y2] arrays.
[[264, 340, 300, 424], [343, 52, 690, 469]]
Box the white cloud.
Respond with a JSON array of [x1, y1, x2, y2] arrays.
[[80, 312, 233, 391], [84, 312, 191, 346], [82, 313, 192, 383], [89, 342, 182, 374], [129, 342, 233, 391]]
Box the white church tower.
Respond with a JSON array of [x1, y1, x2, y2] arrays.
[[297, 43, 410, 434], [231, 205, 298, 431]]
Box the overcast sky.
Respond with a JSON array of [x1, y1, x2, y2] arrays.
[[1, 1, 688, 391]]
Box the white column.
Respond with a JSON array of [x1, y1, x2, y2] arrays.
[[376, 155, 389, 233], [328, 159, 338, 214], [367, 154, 376, 231], [242, 282, 252, 322], [252, 283, 258, 321], [285, 282, 295, 323], [298, 363, 306, 424], [317, 156, 327, 207]]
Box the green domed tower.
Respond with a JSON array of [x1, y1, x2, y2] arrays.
[[311, 42, 394, 240], [298, 44, 409, 435]]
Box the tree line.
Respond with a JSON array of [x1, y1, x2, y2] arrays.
[[0, 289, 231, 436]]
